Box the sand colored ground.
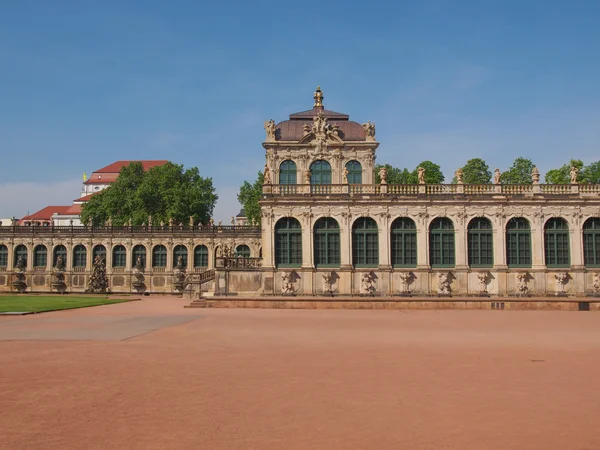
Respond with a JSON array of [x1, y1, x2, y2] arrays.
[[1, 298, 599, 450]]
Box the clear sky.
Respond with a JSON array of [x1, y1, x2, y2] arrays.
[[1, 0, 599, 220]]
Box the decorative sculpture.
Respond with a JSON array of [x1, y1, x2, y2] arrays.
[[189, 216, 194, 228], [313, 86, 324, 107], [494, 168, 501, 185], [304, 169, 311, 184], [173, 255, 186, 292], [148, 215, 152, 227], [418, 167, 425, 184], [322, 271, 335, 295], [86, 255, 109, 293], [570, 166, 579, 184], [264, 119, 276, 141], [398, 272, 412, 295], [12, 256, 27, 293], [360, 272, 376, 295], [168, 218, 174, 227], [132, 256, 145, 293], [531, 167, 540, 184], [51, 255, 67, 294], [342, 167, 349, 184], [209, 217, 214, 227], [555, 272, 568, 295], [362, 121, 376, 141], [455, 168, 463, 184], [477, 272, 490, 294], [263, 164, 272, 185], [379, 166, 387, 185], [593, 273, 600, 295], [281, 272, 295, 295], [302, 123, 311, 136], [437, 272, 451, 295], [230, 216, 235, 226], [516, 272, 529, 296]]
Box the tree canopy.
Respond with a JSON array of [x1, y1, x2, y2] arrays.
[[453, 158, 491, 184], [416, 160, 445, 184], [374, 161, 444, 184], [237, 171, 264, 226], [545, 159, 584, 184], [501, 157, 535, 184], [81, 162, 217, 226]]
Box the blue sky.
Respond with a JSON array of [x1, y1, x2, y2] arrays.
[[1, 0, 599, 220]]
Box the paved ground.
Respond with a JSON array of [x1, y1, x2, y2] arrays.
[[1, 298, 599, 450]]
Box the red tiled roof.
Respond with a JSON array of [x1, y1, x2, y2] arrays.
[[73, 193, 95, 202], [20, 206, 72, 221], [65, 204, 82, 215], [94, 160, 169, 173]]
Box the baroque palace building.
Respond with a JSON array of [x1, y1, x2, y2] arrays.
[[2, 87, 600, 305]]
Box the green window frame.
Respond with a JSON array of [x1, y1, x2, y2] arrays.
[[93, 245, 106, 262], [194, 245, 208, 268], [275, 217, 302, 267], [352, 217, 378, 268], [112, 245, 127, 268], [346, 160, 362, 184], [133, 245, 147, 268], [53, 245, 67, 267], [544, 218, 570, 267], [429, 218, 455, 267], [310, 160, 331, 185], [506, 217, 531, 268], [279, 160, 297, 185], [34, 244, 48, 268], [173, 245, 188, 267], [391, 217, 417, 268], [14, 245, 27, 267], [152, 245, 167, 268], [0, 244, 7, 267], [468, 218, 494, 267], [236, 245, 251, 258], [73, 245, 87, 268], [583, 218, 600, 267], [314, 217, 340, 268]]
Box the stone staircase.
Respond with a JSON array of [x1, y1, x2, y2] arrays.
[[184, 269, 216, 308]]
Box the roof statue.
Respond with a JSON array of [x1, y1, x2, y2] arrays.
[[313, 86, 324, 107], [264, 119, 276, 142], [83, 172, 87, 181], [362, 121, 376, 141]]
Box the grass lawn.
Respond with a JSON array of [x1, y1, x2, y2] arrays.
[[0, 296, 133, 313]]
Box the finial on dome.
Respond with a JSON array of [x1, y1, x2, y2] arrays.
[[313, 86, 324, 108]]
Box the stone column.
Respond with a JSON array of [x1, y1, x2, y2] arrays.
[[378, 216, 391, 269], [416, 226, 429, 270], [340, 220, 352, 270], [86, 244, 93, 272], [531, 218, 545, 270], [65, 244, 73, 271], [301, 222, 313, 269], [106, 243, 113, 273], [493, 224, 507, 269], [126, 244, 132, 271], [570, 226, 584, 269], [454, 219, 468, 270]]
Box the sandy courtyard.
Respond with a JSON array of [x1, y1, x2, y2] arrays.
[[1, 298, 599, 450]]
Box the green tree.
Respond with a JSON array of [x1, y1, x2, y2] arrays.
[[374, 164, 413, 184], [81, 162, 217, 226], [237, 171, 264, 226], [414, 160, 444, 184], [581, 161, 600, 184], [453, 158, 491, 184], [501, 157, 535, 184], [545, 159, 585, 184]]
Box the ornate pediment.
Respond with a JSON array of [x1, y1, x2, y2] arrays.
[[297, 111, 344, 150]]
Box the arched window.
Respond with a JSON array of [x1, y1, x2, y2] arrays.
[[468, 218, 493, 267], [34, 244, 48, 268], [314, 217, 340, 267], [506, 218, 531, 267], [279, 160, 297, 185], [391, 218, 416, 267], [544, 218, 570, 267], [53, 245, 67, 267], [73, 245, 87, 268], [275, 217, 302, 267], [429, 218, 455, 267], [14, 245, 27, 267], [352, 217, 378, 267], [112, 245, 126, 268], [236, 245, 251, 258], [93, 245, 106, 262], [583, 218, 600, 267], [152, 245, 167, 268], [173, 245, 188, 267], [346, 160, 362, 184], [0, 244, 8, 267], [194, 245, 208, 268], [132, 245, 147, 268], [310, 160, 331, 184]]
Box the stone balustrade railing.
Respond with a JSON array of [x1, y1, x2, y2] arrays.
[[263, 183, 594, 197]]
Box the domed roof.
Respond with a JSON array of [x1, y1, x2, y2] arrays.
[[275, 87, 367, 142]]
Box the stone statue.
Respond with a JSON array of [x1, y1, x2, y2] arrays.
[[302, 123, 311, 136], [218, 220, 222, 227], [148, 215, 152, 227], [531, 167, 540, 184], [51, 255, 66, 293], [176, 255, 184, 270], [360, 272, 375, 295], [398, 272, 412, 294], [516, 272, 529, 296], [493, 168, 501, 185], [362, 121, 376, 141], [264, 119, 276, 141], [555, 272, 568, 294], [86, 255, 109, 293], [189, 216, 194, 228], [418, 167, 425, 184], [379, 166, 387, 185], [281, 272, 295, 295], [437, 272, 451, 295], [168, 218, 174, 227], [342, 167, 349, 184], [322, 272, 335, 295], [209, 217, 214, 227], [216, 246, 223, 258], [477, 272, 489, 293], [263, 164, 272, 185], [312, 112, 329, 139], [593, 273, 600, 294], [231, 216, 235, 226], [455, 168, 463, 184], [135, 256, 144, 271], [304, 169, 311, 184], [54, 256, 65, 272], [570, 166, 579, 184], [15, 256, 25, 271]]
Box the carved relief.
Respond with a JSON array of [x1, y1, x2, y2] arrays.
[[437, 272, 451, 295], [322, 271, 337, 295], [281, 271, 296, 295], [264, 119, 277, 142], [593, 273, 600, 294], [360, 272, 376, 295], [515, 272, 530, 297], [554, 272, 568, 295], [398, 271, 413, 294], [477, 271, 490, 294]]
